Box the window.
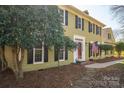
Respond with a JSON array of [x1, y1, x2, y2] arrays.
[[108, 33, 111, 39], [99, 27, 102, 36], [59, 48, 65, 61], [75, 16, 82, 29], [59, 9, 64, 24], [78, 17, 81, 29], [65, 10, 68, 26], [54, 46, 68, 61], [33, 44, 44, 63]]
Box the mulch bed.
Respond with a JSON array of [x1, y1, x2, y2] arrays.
[[94, 56, 124, 63], [0, 64, 86, 88]]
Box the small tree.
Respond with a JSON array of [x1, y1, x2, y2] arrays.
[[115, 42, 124, 57], [55, 36, 76, 67]]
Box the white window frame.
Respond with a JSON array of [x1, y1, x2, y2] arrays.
[[33, 43, 44, 64], [59, 47, 65, 62], [63, 10, 65, 25], [58, 9, 65, 25]]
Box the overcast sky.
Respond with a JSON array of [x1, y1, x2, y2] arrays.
[[74, 5, 122, 41]]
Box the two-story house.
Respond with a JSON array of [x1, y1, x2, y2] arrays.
[[5, 5, 115, 72], [102, 27, 115, 57]]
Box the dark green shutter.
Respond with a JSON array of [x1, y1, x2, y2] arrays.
[[82, 18, 84, 30], [65, 10, 68, 26], [89, 43, 91, 57], [75, 15, 78, 28], [44, 45, 48, 62], [54, 47, 58, 61], [65, 47, 68, 60], [89, 43, 92, 57], [27, 48, 33, 64]]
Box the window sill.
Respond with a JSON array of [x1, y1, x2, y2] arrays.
[[33, 62, 44, 64], [59, 59, 65, 62]]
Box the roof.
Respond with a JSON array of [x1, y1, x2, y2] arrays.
[[60, 5, 106, 27]]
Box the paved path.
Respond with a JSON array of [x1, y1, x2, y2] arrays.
[[85, 59, 124, 68]]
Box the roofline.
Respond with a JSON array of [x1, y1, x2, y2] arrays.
[[102, 27, 116, 42], [61, 5, 106, 27]]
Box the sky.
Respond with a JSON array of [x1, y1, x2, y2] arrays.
[[74, 5, 122, 41]]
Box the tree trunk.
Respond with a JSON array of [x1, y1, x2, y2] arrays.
[[12, 47, 25, 80], [118, 51, 121, 58], [12, 47, 19, 79], [0, 46, 8, 71], [58, 50, 60, 67], [18, 48, 24, 79]]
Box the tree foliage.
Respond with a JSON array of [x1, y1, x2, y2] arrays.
[[115, 42, 124, 57], [0, 5, 76, 79], [99, 44, 113, 51]]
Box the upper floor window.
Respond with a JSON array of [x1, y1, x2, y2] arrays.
[[99, 27, 102, 36], [78, 17, 81, 29], [59, 9, 68, 26], [108, 33, 111, 39], [59, 9, 64, 24], [65, 10, 68, 26], [75, 15, 83, 30]]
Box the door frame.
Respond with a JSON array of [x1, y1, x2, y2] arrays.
[[74, 35, 85, 63]]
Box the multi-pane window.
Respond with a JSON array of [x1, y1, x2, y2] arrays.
[[59, 9, 68, 26], [75, 16, 83, 29], [99, 27, 102, 36], [108, 33, 111, 39], [33, 48, 43, 63], [78, 17, 81, 29], [65, 10, 68, 26], [59, 48, 65, 61], [59, 9, 64, 24]]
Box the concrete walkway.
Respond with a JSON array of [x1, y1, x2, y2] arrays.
[[85, 59, 124, 68]]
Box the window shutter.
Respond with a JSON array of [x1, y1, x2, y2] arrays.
[[89, 43, 91, 57], [65, 10, 68, 26], [65, 47, 68, 60], [89, 43, 92, 57], [88, 22, 90, 32], [54, 47, 58, 61], [75, 15, 78, 28], [27, 48, 33, 64], [82, 18, 84, 30], [44, 45, 48, 62]]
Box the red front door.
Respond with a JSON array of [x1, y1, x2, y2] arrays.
[[78, 42, 82, 59]]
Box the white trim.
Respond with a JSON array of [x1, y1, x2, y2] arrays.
[[62, 10, 65, 26], [33, 42, 44, 64], [59, 47, 65, 62]]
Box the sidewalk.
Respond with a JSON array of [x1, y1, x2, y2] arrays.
[[85, 59, 124, 68]]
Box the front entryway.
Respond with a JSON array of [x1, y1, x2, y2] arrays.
[[74, 35, 85, 63]]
